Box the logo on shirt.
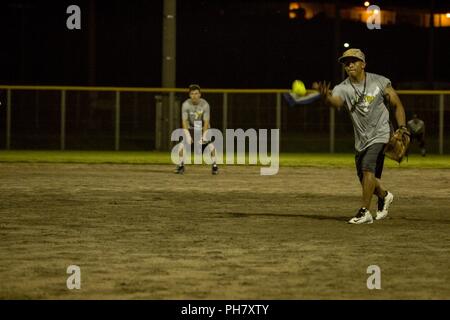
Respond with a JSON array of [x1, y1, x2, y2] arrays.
[[351, 86, 380, 113], [190, 110, 204, 120]]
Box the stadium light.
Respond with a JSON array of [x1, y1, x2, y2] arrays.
[[364, 1, 370, 7], [344, 42, 350, 48]]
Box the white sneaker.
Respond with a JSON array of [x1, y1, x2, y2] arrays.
[[376, 191, 394, 220], [349, 208, 373, 224]]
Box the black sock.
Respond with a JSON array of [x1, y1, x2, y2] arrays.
[[378, 197, 384, 211]]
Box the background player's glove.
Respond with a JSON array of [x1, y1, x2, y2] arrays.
[[384, 126, 411, 163], [200, 131, 212, 145]]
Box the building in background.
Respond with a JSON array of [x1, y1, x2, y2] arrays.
[[288, 1, 450, 27]]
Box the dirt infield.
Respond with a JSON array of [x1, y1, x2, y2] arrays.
[[0, 163, 449, 299]]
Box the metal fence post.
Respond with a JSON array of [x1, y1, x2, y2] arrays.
[[60, 90, 66, 150], [222, 92, 228, 148], [330, 107, 335, 153], [115, 91, 120, 151], [168, 91, 175, 150], [439, 94, 444, 155], [6, 89, 11, 150], [155, 95, 162, 150], [276, 93, 281, 130], [169, 91, 175, 133], [222, 93, 228, 133]]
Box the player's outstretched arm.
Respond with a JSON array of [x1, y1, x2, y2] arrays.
[[313, 81, 344, 110]]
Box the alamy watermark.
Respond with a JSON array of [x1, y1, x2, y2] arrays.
[[366, 265, 381, 290], [66, 5, 81, 30], [366, 5, 381, 30], [66, 265, 81, 289], [171, 122, 279, 175]]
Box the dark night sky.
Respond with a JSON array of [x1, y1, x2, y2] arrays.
[[1, 0, 449, 88]]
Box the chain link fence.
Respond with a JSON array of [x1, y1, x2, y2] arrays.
[[0, 86, 449, 154]]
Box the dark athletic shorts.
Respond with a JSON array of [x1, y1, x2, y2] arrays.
[[355, 143, 386, 183], [410, 132, 425, 144]]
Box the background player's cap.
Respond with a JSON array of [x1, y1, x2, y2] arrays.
[[188, 84, 201, 92], [338, 48, 366, 64]]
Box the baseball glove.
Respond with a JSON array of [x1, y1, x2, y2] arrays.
[[384, 126, 411, 163]]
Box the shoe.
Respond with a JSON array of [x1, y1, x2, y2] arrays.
[[212, 164, 219, 175], [348, 207, 373, 224], [376, 191, 394, 220], [174, 165, 185, 174]]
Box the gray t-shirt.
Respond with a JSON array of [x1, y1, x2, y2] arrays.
[[332, 72, 391, 152], [407, 119, 424, 134], [181, 98, 210, 129]]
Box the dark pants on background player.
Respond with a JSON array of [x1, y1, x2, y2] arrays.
[[410, 132, 426, 156]]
